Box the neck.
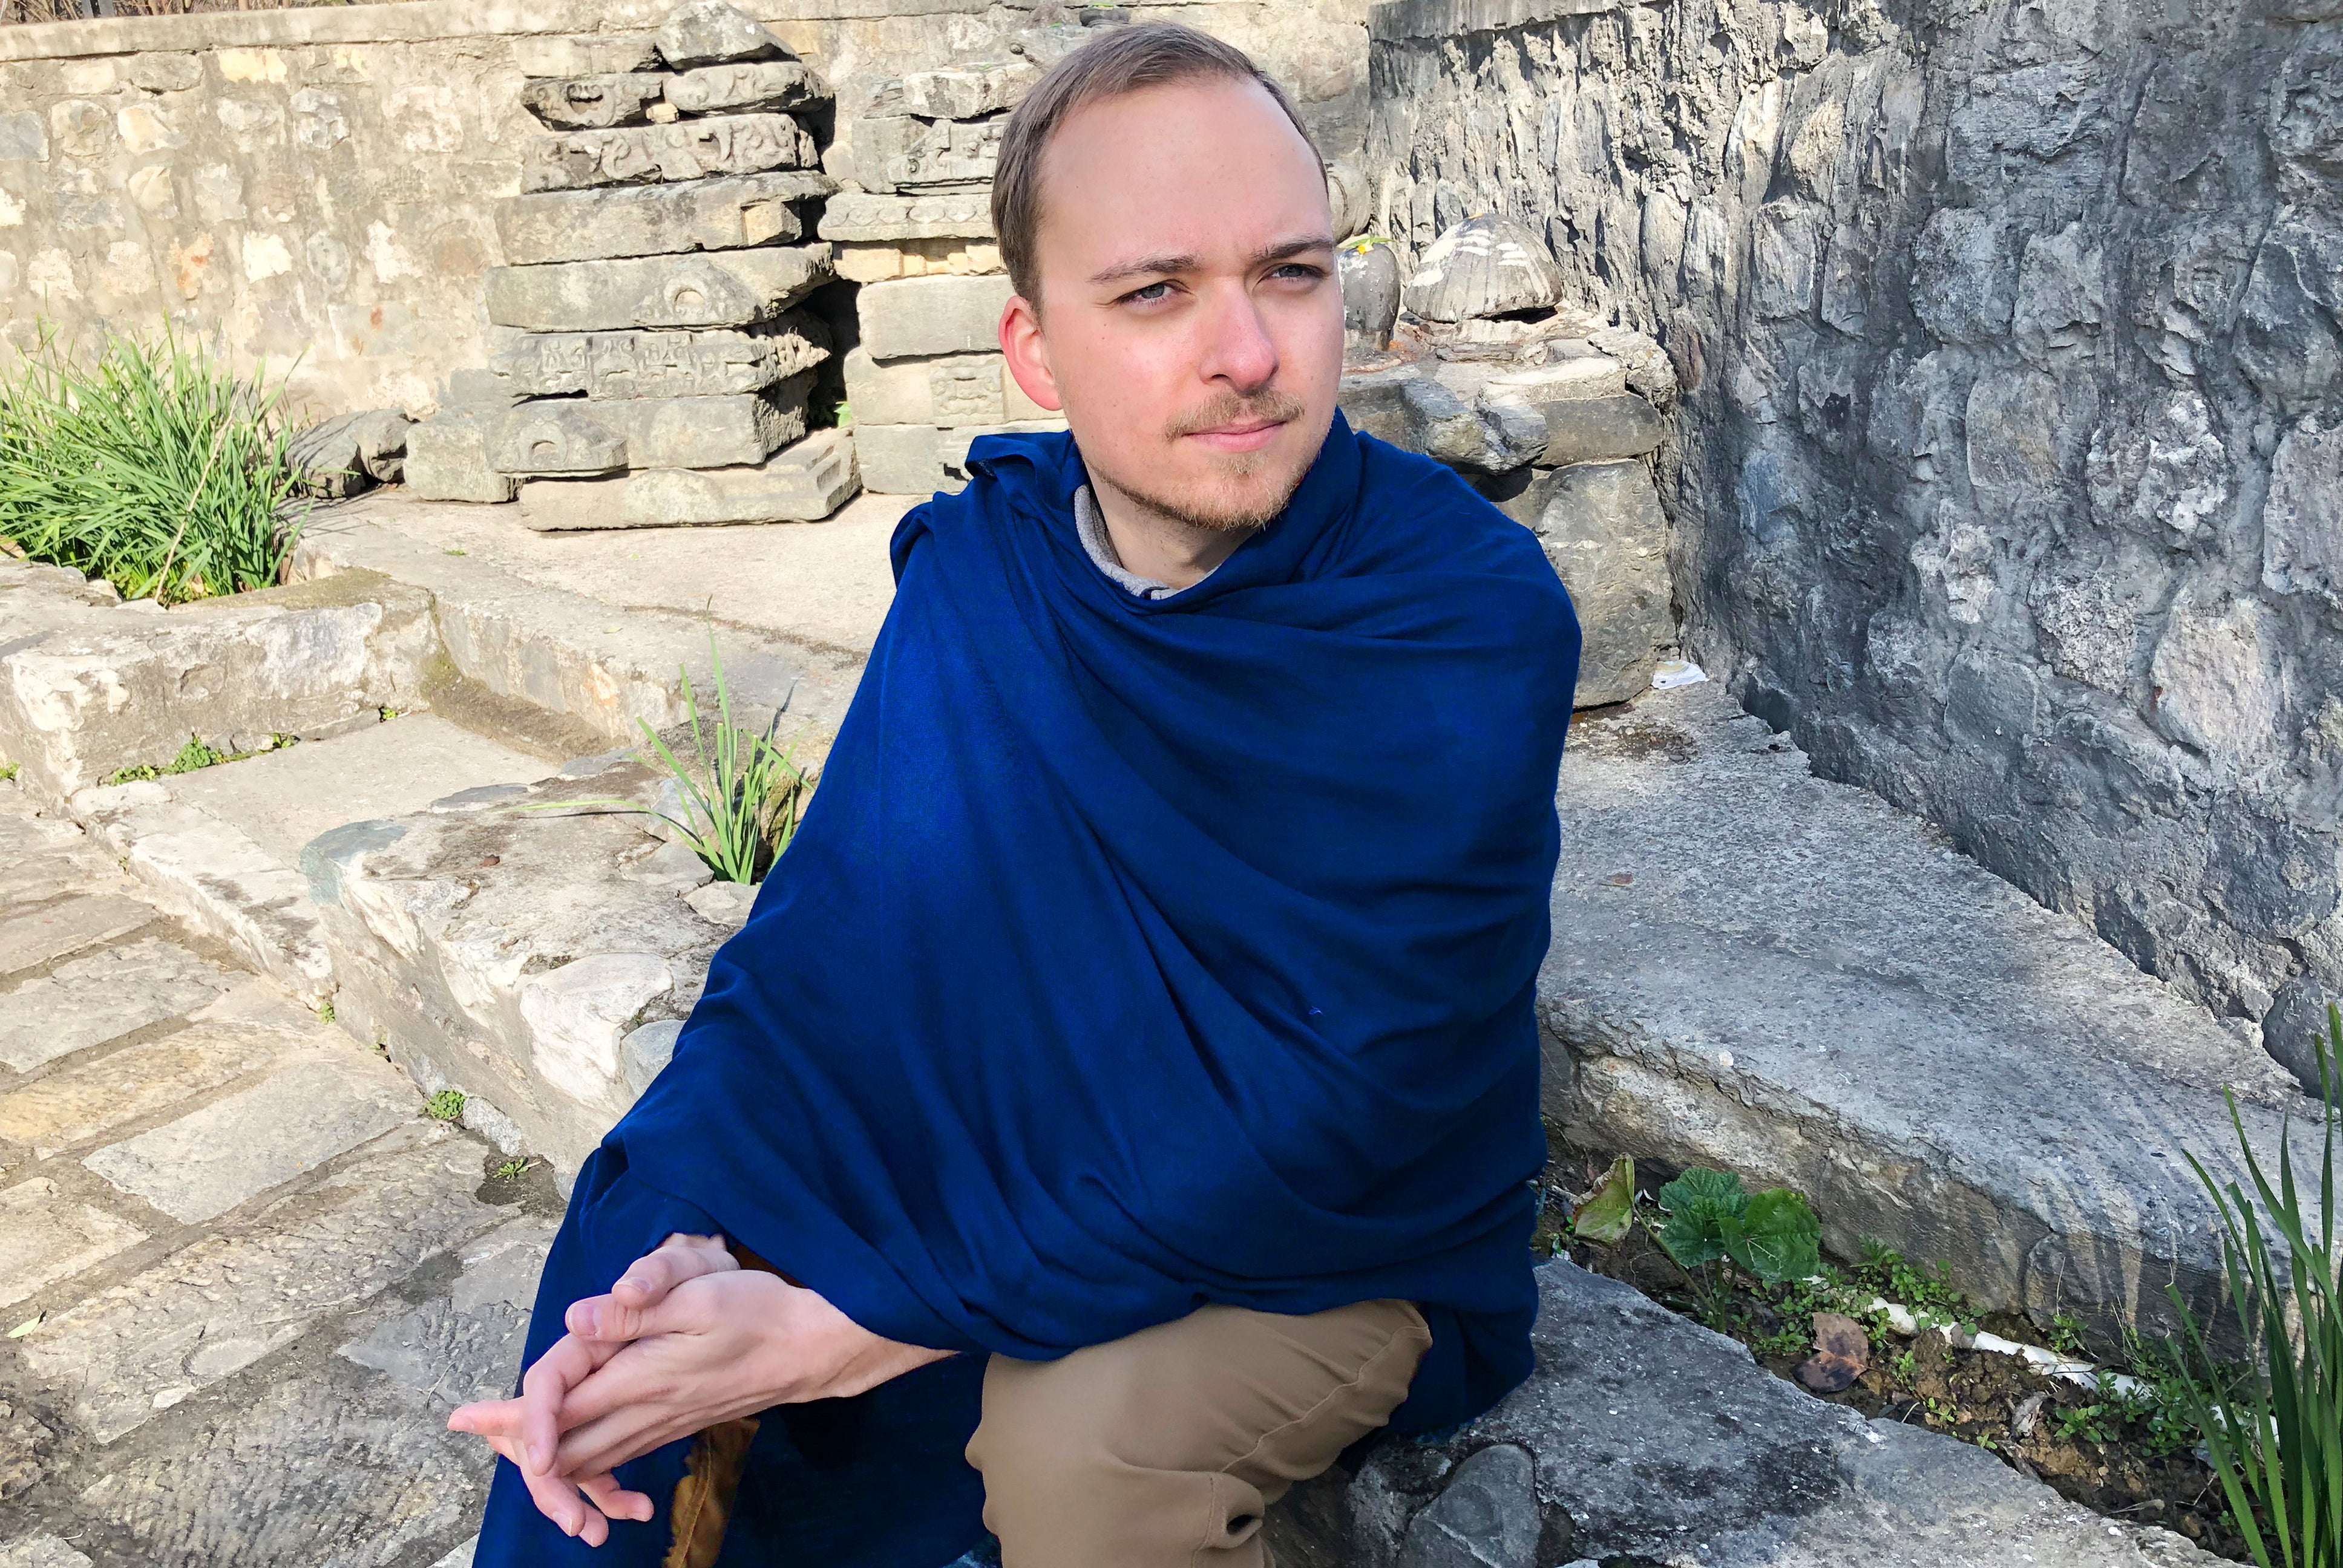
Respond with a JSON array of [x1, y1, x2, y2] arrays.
[[1090, 470, 1255, 590]]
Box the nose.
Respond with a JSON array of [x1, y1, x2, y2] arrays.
[[1194, 282, 1280, 394]]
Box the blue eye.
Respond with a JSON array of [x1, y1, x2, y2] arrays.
[[1125, 281, 1173, 303]]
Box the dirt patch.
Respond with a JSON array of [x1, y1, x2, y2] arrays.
[[1534, 1148, 2250, 1560]]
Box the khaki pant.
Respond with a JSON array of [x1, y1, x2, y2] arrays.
[[966, 1300, 1431, 1568]]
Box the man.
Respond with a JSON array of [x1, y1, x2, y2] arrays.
[[453, 24, 1580, 1566]]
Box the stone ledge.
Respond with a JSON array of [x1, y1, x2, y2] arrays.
[[1367, 0, 1622, 43], [1542, 684, 2322, 1342]]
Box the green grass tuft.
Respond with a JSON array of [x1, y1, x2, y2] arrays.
[[0, 322, 306, 604], [425, 1088, 466, 1122]]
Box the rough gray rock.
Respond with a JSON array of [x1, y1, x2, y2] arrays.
[[1366, 0, 2343, 1059], [856, 273, 1018, 362], [899, 61, 1040, 120], [852, 419, 1066, 495], [517, 428, 860, 529], [654, 1, 791, 69], [1311, 1260, 2216, 1568], [1400, 214, 1567, 323], [287, 409, 412, 499], [1338, 362, 1549, 475], [488, 320, 827, 400], [483, 246, 833, 333], [1499, 460, 1673, 704], [520, 113, 818, 193], [1542, 684, 2320, 1340], [495, 171, 833, 265], [491, 380, 813, 475]]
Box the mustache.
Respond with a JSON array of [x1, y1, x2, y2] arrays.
[[1165, 390, 1306, 441]]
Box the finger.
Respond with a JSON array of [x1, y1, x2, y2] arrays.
[[607, 1236, 736, 1310], [520, 1459, 605, 1544], [556, 1403, 709, 1485], [447, 1397, 521, 1437], [580, 1470, 656, 1524], [520, 1335, 621, 1474]]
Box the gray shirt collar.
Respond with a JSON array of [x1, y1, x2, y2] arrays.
[[1073, 485, 1213, 601]]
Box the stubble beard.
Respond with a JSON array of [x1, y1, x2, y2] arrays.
[[1103, 389, 1315, 534]]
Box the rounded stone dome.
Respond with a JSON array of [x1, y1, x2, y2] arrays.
[[1400, 214, 1566, 323]]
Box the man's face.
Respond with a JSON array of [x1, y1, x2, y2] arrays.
[[998, 76, 1343, 532]]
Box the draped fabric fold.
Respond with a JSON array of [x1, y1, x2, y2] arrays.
[[477, 416, 1580, 1566]]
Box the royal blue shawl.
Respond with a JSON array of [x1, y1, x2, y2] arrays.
[[479, 414, 1579, 1566]]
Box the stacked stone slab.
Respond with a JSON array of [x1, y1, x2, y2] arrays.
[[828, 59, 1066, 494], [404, 2, 859, 527]]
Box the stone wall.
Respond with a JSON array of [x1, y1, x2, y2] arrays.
[[1369, 0, 2343, 1077], [0, 0, 1367, 421]]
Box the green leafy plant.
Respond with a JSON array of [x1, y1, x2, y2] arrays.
[[523, 633, 814, 885], [0, 323, 304, 604], [1656, 1166, 1822, 1286], [2046, 1311, 2089, 1360], [318, 1002, 335, 1025], [1571, 1156, 1634, 1246], [494, 1158, 529, 1181], [2158, 1002, 2343, 1568], [425, 1089, 466, 1122], [0, 762, 16, 783], [102, 730, 290, 785]]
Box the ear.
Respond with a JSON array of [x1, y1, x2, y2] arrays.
[[998, 293, 1063, 414]]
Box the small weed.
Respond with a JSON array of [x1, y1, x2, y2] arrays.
[[425, 1088, 465, 1122], [318, 1002, 335, 1024], [2054, 1402, 2117, 1445], [379, 706, 403, 722], [444, 547, 468, 557], [1890, 1348, 1918, 1385], [106, 732, 228, 785], [2046, 1312, 2089, 1359], [493, 1157, 528, 1181], [0, 762, 16, 783], [1922, 1394, 1959, 1426], [1654, 1166, 1821, 1285]]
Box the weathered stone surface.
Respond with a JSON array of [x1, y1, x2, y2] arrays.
[[0, 896, 157, 984], [1499, 460, 1673, 704], [306, 769, 726, 1174], [519, 428, 860, 529], [402, 414, 519, 504], [513, 33, 660, 77], [818, 189, 994, 243], [484, 246, 833, 333], [0, 936, 232, 1074], [492, 380, 813, 474], [0, 1178, 146, 1312], [490, 319, 827, 400], [654, 1, 790, 68], [834, 237, 1003, 283], [71, 784, 335, 1002], [84, 1050, 417, 1224], [0, 567, 438, 801], [18, 1125, 499, 1443], [521, 113, 816, 193], [519, 71, 670, 130], [1339, 363, 1547, 475], [1480, 355, 1627, 405], [899, 61, 1040, 120], [287, 408, 411, 498], [496, 171, 832, 265], [1315, 1259, 2216, 1567], [1521, 394, 1666, 468], [1401, 214, 1566, 322], [2265, 416, 2342, 612], [0, 1010, 301, 1158], [857, 273, 1017, 362], [666, 59, 825, 116], [853, 419, 1066, 495], [842, 347, 1054, 428], [682, 880, 758, 929], [1542, 685, 2320, 1339], [339, 1215, 552, 1406], [857, 113, 1002, 192], [0, 1537, 87, 1568]]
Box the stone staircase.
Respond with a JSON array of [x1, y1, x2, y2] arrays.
[[0, 487, 2308, 1566]]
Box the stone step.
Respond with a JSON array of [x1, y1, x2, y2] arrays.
[[1544, 684, 2322, 1342], [290, 486, 909, 747], [64, 716, 562, 1005], [1269, 1257, 2218, 1567]]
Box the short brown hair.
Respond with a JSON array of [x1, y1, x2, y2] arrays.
[[991, 22, 1320, 302]]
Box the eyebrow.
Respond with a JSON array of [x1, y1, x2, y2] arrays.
[[1087, 233, 1337, 288]]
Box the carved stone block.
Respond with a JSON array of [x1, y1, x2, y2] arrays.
[[491, 379, 814, 474], [516, 429, 859, 529], [856, 273, 1016, 362], [404, 414, 517, 503], [496, 172, 833, 264], [899, 62, 1038, 120], [817, 190, 994, 243], [484, 247, 833, 332], [655, 1, 790, 69], [843, 348, 1052, 428], [522, 113, 817, 192], [489, 319, 829, 400], [521, 73, 672, 129], [856, 114, 1002, 193], [853, 419, 1065, 495], [664, 59, 825, 116]]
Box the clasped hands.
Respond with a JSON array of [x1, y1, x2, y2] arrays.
[[448, 1232, 952, 1546]]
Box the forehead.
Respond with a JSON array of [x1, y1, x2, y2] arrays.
[[1031, 75, 1329, 276]]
